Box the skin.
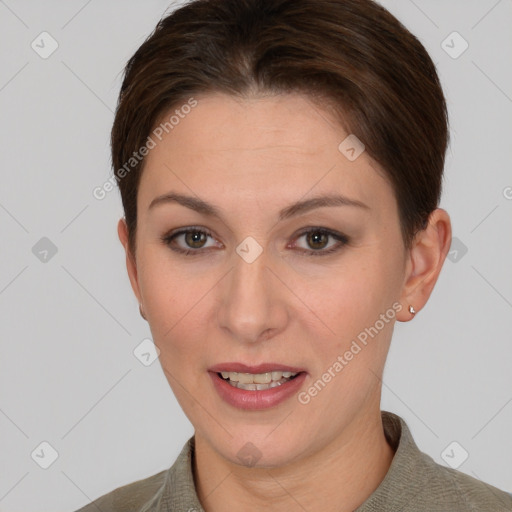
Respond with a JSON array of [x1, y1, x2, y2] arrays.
[[117, 92, 452, 512]]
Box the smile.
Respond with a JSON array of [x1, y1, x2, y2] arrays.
[[208, 364, 307, 410], [219, 371, 299, 391]]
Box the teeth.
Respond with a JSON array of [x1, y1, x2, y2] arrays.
[[218, 370, 299, 391], [253, 372, 271, 384], [237, 373, 255, 384], [271, 371, 283, 381]]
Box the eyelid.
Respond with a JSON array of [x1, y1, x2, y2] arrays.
[[161, 226, 221, 254], [161, 226, 349, 256], [289, 226, 349, 256]]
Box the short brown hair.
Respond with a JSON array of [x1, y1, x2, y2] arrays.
[[111, 0, 449, 256]]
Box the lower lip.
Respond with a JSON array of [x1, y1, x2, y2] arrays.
[[209, 371, 307, 410]]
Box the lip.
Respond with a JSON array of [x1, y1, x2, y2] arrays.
[[208, 362, 306, 374], [208, 363, 307, 410]]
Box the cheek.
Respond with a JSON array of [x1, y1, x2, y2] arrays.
[[291, 250, 400, 343], [137, 248, 211, 359], [295, 253, 401, 404]]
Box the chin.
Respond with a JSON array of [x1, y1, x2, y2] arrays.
[[207, 427, 308, 469]]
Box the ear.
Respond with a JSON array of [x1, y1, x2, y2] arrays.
[[117, 218, 142, 305], [396, 208, 452, 322]]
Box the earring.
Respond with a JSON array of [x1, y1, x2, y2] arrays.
[[408, 305, 416, 315], [139, 303, 147, 320]]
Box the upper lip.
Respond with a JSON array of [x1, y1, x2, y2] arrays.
[[209, 362, 306, 374]]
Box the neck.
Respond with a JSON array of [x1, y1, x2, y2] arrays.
[[193, 409, 395, 512]]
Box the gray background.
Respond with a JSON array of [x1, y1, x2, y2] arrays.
[[0, 1, 511, 510]]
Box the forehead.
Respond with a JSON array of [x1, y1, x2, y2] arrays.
[[138, 92, 393, 216]]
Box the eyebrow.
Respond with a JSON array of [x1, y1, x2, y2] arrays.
[[148, 191, 369, 222]]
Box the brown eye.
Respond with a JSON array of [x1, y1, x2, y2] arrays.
[[306, 231, 330, 250], [162, 226, 348, 257], [184, 230, 208, 249], [161, 227, 218, 255], [293, 228, 349, 256]]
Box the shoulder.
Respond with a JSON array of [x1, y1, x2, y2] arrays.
[[419, 457, 512, 511], [373, 412, 512, 511], [73, 469, 168, 512], [73, 436, 200, 512]]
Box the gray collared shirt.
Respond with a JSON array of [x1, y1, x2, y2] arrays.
[[75, 411, 512, 511]]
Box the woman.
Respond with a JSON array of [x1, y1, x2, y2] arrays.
[[76, 0, 512, 510]]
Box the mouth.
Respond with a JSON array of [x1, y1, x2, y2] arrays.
[[217, 370, 300, 391], [208, 363, 307, 410]]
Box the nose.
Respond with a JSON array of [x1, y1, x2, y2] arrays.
[[216, 246, 288, 344]]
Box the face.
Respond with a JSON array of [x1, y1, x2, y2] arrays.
[[122, 92, 411, 467]]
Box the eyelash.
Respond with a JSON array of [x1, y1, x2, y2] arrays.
[[160, 226, 349, 257]]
